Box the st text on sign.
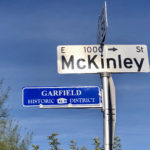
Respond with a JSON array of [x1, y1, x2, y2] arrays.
[[57, 45, 150, 74]]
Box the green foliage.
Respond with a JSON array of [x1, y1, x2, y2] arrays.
[[0, 120, 32, 150], [45, 133, 121, 150], [48, 133, 61, 150], [70, 140, 78, 150], [80, 145, 86, 150], [93, 136, 122, 150], [32, 132, 122, 150], [0, 80, 33, 150], [32, 145, 40, 150], [113, 136, 122, 150], [0, 80, 9, 119], [93, 137, 103, 150]]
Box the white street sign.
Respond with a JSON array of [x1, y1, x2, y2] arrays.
[[57, 45, 150, 74], [97, 1, 108, 44]]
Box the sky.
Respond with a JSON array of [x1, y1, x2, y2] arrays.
[[0, 0, 150, 149]]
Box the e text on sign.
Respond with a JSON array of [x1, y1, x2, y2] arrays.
[[22, 86, 101, 108], [57, 45, 149, 74]]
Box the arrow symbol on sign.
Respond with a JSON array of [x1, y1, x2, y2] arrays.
[[108, 47, 118, 52]]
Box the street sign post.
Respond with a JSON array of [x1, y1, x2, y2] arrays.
[[22, 86, 102, 108], [101, 74, 116, 150], [109, 76, 116, 139], [57, 45, 149, 74], [97, 1, 108, 44]]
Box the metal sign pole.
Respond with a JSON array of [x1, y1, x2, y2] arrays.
[[101, 72, 113, 150], [109, 76, 116, 143], [101, 72, 116, 150], [101, 70, 117, 150]]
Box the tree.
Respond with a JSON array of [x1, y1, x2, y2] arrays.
[[70, 140, 78, 150], [113, 136, 122, 150], [0, 120, 32, 150], [93, 137, 103, 150], [33, 132, 122, 150], [93, 136, 122, 150], [0, 80, 9, 119], [32, 145, 40, 150], [80, 145, 86, 150], [48, 133, 61, 150], [0, 80, 33, 150]]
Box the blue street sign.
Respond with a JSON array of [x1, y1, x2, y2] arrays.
[[22, 86, 102, 108]]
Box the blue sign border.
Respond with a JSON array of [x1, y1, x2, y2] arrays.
[[22, 86, 102, 108]]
